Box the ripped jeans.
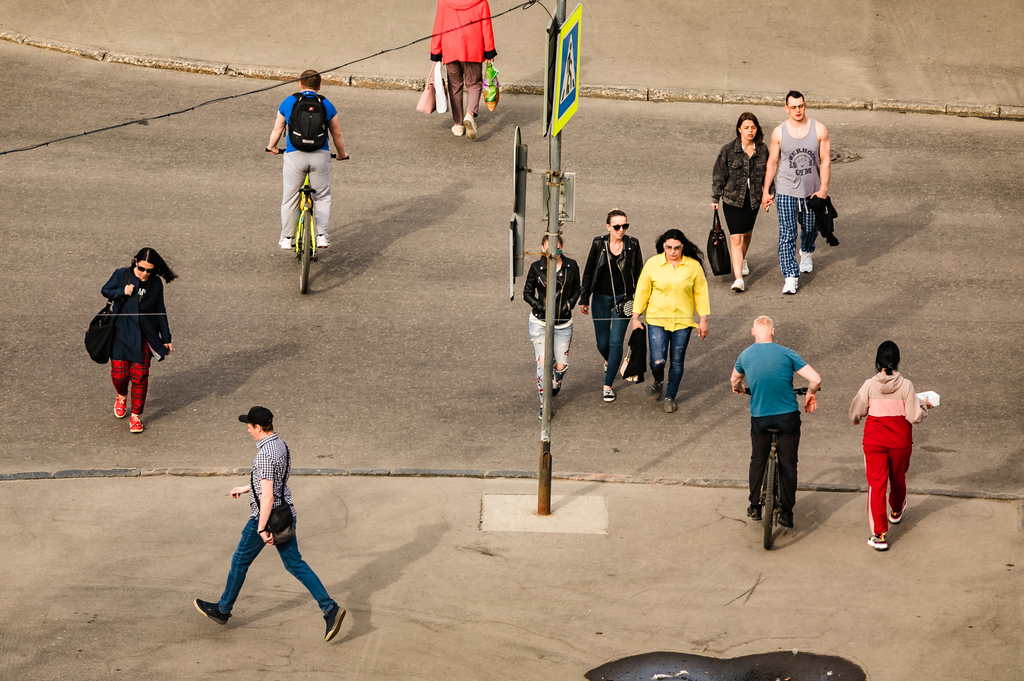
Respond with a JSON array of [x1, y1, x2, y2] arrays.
[[529, 316, 572, 403], [647, 325, 693, 401]]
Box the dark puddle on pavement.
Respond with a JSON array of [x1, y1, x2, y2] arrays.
[[586, 651, 865, 681]]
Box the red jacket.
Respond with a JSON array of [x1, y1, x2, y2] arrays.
[[430, 0, 497, 64]]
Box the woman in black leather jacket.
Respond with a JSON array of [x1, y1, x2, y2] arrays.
[[578, 209, 644, 402], [523, 234, 581, 418], [711, 112, 772, 292]]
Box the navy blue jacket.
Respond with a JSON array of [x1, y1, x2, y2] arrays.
[[101, 268, 171, 363]]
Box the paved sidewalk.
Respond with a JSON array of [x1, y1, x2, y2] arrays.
[[1, 0, 1023, 111], [2, 475, 1022, 680]]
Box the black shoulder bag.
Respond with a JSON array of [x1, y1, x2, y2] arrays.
[[252, 446, 295, 545], [605, 240, 633, 318], [85, 269, 129, 364]]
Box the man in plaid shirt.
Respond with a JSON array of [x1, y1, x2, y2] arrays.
[[194, 406, 345, 642]]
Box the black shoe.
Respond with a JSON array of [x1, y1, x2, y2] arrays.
[[194, 599, 230, 624], [651, 381, 664, 401], [746, 504, 762, 521], [663, 397, 677, 413], [551, 378, 562, 397], [778, 510, 794, 528], [324, 603, 346, 642]]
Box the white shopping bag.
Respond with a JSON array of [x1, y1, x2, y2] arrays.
[[433, 62, 448, 115]]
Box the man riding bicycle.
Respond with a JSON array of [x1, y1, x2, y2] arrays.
[[731, 315, 821, 529], [267, 69, 348, 250]]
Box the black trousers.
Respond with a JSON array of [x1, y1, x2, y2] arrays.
[[749, 411, 801, 512]]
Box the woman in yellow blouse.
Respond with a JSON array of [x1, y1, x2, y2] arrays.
[[630, 229, 710, 413]]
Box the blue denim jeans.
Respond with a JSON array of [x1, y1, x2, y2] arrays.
[[218, 517, 335, 615], [647, 325, 693, 400], [590, 293, 630, 387], [529, 317, 573, 402]]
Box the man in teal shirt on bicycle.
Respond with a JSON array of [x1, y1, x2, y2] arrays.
[[267, 69, 348, 249], [731, 315, 821, 529]]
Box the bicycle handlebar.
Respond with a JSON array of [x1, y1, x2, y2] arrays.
[[265, 147, 348, 160], [740, 386, 814, 395]]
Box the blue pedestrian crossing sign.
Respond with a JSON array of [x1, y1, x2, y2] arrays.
[[551, 3, 582, 136]]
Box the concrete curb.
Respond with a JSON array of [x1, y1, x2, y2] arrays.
[[2, 27, 1022, 122], [2, 467, 1021, 501]]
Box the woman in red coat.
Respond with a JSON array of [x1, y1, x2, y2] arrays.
[[430, 0, 497, 140]]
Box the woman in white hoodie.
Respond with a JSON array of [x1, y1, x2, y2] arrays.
[[850, 341, 933, 551]]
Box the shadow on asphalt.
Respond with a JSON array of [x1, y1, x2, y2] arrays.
[[143, 342, 300, 424], [586, 650, 866, 681]]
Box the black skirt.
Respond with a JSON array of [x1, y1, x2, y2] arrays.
[[722, 191, 758, 235]]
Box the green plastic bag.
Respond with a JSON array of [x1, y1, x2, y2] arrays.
[[483, 61, 500, 111]]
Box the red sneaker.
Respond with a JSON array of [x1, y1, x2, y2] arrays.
[[114, 395, 127, 419], [129, 414, 144, 433]]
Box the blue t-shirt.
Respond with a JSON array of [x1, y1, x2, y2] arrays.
[[278, 91, 338, 153], [735, 342, 808, 417]]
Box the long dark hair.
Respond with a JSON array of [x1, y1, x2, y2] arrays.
[[132, 247, 178, 283], [655, 229, 705, 271], [736, 112, 764, 144], [875, 340, 901, 375]]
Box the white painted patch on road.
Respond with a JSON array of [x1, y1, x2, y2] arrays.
[[480, 494, 608, 534]]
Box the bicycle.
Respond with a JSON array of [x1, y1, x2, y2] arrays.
[[743, 385, 809, 550], [267, 148, 345, 294]]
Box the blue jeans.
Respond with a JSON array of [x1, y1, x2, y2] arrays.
[[529, 317, 573, 402], [218, 517, 335, 615], [590, 293, 630, 387], [647, 325, 693, 400]]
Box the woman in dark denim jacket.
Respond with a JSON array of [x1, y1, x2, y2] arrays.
[[578, 209, 644, 403], [711, 112, 773, 292]]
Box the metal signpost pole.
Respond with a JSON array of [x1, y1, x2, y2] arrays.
[[539, 0, 568, 516]]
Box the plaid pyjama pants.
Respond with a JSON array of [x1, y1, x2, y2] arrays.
[[110, 337, 153, 415], [776, 194, 818, 278]]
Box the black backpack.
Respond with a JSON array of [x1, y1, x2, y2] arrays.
[[288, 92, 328, 152]]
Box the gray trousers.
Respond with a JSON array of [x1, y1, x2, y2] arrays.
[[281, 148, 332, 240]]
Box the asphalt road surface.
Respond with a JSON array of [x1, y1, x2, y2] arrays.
[[1, 41, 1022, 494]]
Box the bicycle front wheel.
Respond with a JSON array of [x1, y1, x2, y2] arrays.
[[763, 449, 777, 550], [299, 211, 312, 294]]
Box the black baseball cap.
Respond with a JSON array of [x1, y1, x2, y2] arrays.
[[238, 406, 274, 427]]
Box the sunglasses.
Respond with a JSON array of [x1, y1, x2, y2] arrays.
[[135, 264, 154, 273], [610, 223, 629, 231]]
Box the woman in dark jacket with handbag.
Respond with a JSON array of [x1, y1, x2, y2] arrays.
[[711, 112, 773, 292], [579, 209, 644, 402], [523, 234, 581, 419], [100, 247, 177, 433]]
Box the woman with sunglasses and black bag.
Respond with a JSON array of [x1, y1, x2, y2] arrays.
[[100, 247, 177, 433], [579, 209, 644, 403]]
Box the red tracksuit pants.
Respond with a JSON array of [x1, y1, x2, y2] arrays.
[[110, 337, 153, 415], [863, 416, 913, 535]]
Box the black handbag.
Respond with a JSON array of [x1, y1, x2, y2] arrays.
[[85, 270, 128, 364], [707, 209, 732, 277], [605, 240, 633, 318], [252, 446, 295, 545]]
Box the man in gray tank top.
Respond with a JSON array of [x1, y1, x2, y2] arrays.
[[762, 91, 831, 295]]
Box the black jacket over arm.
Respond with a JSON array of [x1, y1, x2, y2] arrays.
[[522, 256, 581, 325]]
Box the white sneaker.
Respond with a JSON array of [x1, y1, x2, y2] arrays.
[[731, 278, 745, 292], [463, 114, 477, 140], [315, 234, 330, 249], [279, 237, 294, 250], [799, 250, 813, 273], [782, 277, 798, 295], [452, 124, 465, 137], [741, 259, 749, 276]]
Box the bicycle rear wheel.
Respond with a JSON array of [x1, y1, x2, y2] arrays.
[[299, 211, 312, 294], [763, 447, 777, 550]]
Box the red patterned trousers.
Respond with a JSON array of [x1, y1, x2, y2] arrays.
[[110, 337, 153, 415]]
